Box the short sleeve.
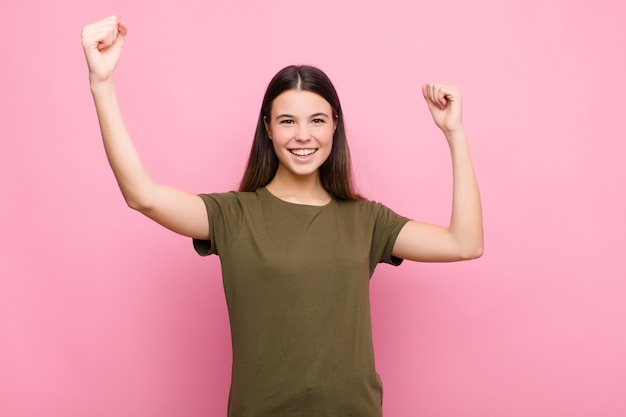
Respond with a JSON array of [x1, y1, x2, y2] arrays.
[[369, 202, 411, 270], [192, 192, 243, 257]]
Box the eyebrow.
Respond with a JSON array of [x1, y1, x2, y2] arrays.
[[275, 112, 330, 119]]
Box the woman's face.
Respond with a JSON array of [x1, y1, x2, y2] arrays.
[[265, 89, 336, 179]]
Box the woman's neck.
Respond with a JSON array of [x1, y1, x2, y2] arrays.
[[266, 168, 331, 206]]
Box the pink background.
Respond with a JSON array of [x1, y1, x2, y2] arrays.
[[2, 0, 625, 416]]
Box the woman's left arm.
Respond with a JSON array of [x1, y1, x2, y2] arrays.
[[392, 83, 484, 262]]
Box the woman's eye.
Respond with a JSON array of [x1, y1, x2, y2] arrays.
[[280, 119, 294, 124], [312, 118, 325, 124]]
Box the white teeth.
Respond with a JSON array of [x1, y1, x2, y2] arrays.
[[290, 149, 316, 156]]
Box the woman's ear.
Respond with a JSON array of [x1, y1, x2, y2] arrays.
[[263, 116, 272, 139]]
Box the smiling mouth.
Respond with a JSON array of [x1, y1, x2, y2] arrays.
[[289, 149, 317, 156]]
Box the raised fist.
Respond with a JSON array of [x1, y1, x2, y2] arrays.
[[81, 16, 128, 84], [422, 83, 464, 134]]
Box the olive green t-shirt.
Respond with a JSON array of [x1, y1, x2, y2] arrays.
[[193, 187, 410, 417]]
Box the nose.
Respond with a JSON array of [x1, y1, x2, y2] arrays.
[[295, 125, 312, 141]]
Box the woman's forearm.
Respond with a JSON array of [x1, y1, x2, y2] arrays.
[[445, 128, 484, 258], [91, 80, 156, 210]]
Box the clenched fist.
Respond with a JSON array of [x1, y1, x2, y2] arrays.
[[421, 83, 464, 135], [81, 16, 128, 85]]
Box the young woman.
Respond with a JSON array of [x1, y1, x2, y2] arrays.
[[82, 16, 483, 417]]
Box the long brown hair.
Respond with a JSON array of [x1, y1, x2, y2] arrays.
[[238, 65, 362, 200]]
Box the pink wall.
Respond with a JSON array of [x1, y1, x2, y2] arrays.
[[2, 0, 625, 416]]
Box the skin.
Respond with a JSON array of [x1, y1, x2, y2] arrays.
[[395, 85, 484, 261], [81, 16, 483, 262], [264, 90, 336, 206]]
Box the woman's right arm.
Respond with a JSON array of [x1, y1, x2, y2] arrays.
[[82, 16, 209, 240]]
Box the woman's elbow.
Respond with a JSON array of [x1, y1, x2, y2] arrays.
[[459, 242, 484, 260], [124, 193, 153, 213]]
